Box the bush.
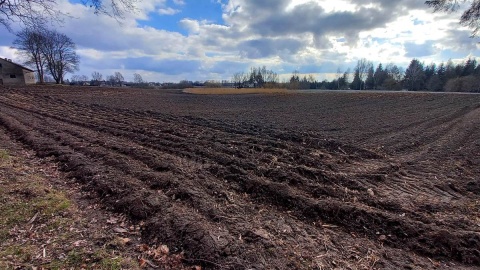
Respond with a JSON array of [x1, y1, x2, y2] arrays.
[[444, 76, 480, 92]]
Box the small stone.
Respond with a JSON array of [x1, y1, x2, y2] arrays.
[[113, 227, 128, 233]]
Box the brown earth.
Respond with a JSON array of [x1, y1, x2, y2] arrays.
[[0, 96, 194, 270], [0, 85, 479, 269], [183, 88, 289, 95]]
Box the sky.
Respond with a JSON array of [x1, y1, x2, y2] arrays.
[[1, 0, 480, 82]]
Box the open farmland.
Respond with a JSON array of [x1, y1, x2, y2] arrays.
[[1, 85, 480, 269]]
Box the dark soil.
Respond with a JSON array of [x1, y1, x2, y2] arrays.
[[1, 85, 479, 269]]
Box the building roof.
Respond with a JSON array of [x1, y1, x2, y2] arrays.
[[0, 57, 35, 72]]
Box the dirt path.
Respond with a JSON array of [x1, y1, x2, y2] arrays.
[[0, 86, 479, 269]]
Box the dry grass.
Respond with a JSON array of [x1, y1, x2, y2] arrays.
[[184, 87, 290, 95]]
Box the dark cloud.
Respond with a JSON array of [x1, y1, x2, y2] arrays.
[[234, 1, 425, 41], [238, 38, 304, 58], [210, 60, 250, 74], [218, 0, 452, 62], [124, 57, 202, 75], [443, 24, 480, 52], [91, 57, 202, 75]]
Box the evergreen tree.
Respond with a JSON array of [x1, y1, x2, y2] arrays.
[[374, 63, 387, 89], [462, 58, 477, 76], [365, 65, 375, 89], [424, 63, 436, 83], [350, 69, 362, 90], [455, 63, 464, 77], [445, 60, 457, 81]]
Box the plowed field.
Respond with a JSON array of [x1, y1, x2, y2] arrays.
[[1, 85, 479, 269]]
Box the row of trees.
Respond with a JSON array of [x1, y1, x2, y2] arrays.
[[232, 66, 280, 88], [13, 27, 79, 84], [404, 58, 480, 92], [70, 71, 146, 86], [348, 59, 405, 91], [233, 57, 480, 92], [324, 57, 480, 92]]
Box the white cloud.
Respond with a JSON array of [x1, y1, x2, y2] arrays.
[[0, 46, 18, 60], [158, 7, 181, 15], [179, 18, 200, 33], [173, 0, 185, 5]]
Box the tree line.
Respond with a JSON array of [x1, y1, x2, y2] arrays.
[[232, 66, 281, 88], [349, 57, 480, 92], [234, 57, 480, 93], [70, 71, 148, 87], [403, 58, 480, 92]]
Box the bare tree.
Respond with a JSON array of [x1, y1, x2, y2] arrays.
[[241, 72, 249, 87], [354, 58, 372, 90], [404, 59, 426, 91], [1, 0, 137, 30], [71, 75, 81, 83], [111, 72, 124, 86], [0, 0, 58, 30], [12, 28, 47, 83], [133, 73, 144, 84], [289, 70, 301, 89], [335, 68, 343, 90], [91, 71, 103, 82], [232, 72, 244, 88], [41, 29, 79, 84], [426, 0, 480, 36], [87, 0, 137, 18], [265, 70, 279, 85], [71, 74, 88, 84], [385, 63, 404, 82], [107, 75, 115, 86]]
